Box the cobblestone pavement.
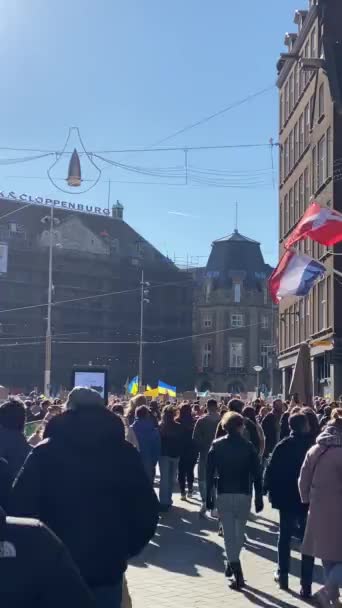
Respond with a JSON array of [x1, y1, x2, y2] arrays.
[[127, 492, 323, 608]]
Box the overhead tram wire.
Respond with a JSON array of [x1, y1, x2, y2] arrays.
[[0, 278, 194, 315], [54, 320, 265, 347]]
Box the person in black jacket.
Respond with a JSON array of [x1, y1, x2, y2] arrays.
[[264, 413, 314, 598], [207, 411, 263, 590], [261, 399, 284, 459], [0, 507, 95, 607], [10, 387, 159, 608], [0, 398, 30, 480], [159, 405, 184, 511]]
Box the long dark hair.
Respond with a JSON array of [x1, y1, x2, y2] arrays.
[[177, 403, 193, 426], [160, 405, 176, 431]]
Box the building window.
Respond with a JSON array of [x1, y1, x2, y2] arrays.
[[304, 167, 309, 208], [294, 180, 299, 223], [300, 63, 305, 95], [284, 193, 289, 233], [299, 173, 304, 216], [304, 41, 310, 85], [284, 82, 289, 121], [230, 341, 244, 369], [305, 296, 310, 338], [289, 130, 294, 171], [261, 315, 269, 329], [289, 187, 294, 228], [233, 283, 241, 303], [294, 122, 299, 164], [294, 64, 299, 103], [202, 343, 212, 368], [260, 343, 270, 370], [326, 126, 332, 177], [280, 201, 283, 237], [279, 94, 283, 130], [231, 313, 244, 328], [299, 299, 305, 342], [318, 280, 326, 330], [284, 138, 289, 177], [304, 103, 310, 147], [202, 313, 212, 328], [317, 135, 326, 188], [327, 275, 331, 327], [310, 28, 317, 58], [8, 223, 17, 233], [299, 113, 304, 156], [312, 146, 317, 193], [289, 73, 294, 113], [318, 83, 325, 118]]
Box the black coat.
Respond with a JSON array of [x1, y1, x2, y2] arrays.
[[207, 434, 262, 507], [280, 411, 290, 440], [0, 427, 30, 479], [10, 406, 159, 588], [264, 432, 313, 511], [261, 412, 281, 458], [0, 513, 95, 607], [160, 421, 184, 458], [0, 458, 12, 510]]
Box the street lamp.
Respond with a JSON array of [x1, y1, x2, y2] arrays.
[[253, 365, 263, 398], [41, 206, 60, 396], [138, 270, 150, 392]]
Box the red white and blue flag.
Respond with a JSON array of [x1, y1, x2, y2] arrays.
[[268, 250, 326, 304], [285, 202, 342, 249]]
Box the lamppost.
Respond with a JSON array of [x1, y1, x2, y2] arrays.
[[253, 365, 263, 398], [41, 206, 60, 396], [138, 270, 150, 392]]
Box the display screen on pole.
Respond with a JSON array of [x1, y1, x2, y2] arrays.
[[72, 367, 108, 403]]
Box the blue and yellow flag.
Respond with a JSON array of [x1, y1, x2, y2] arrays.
[[158, 380, 176, 398], [128, 376, 139, 395]]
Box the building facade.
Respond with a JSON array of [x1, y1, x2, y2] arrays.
[[193, 230, 277, 395], [0, 196, 193, 393], [277, 0, 342, 399]]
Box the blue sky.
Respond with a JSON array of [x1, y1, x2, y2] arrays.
[[0, 0, 301, 267]]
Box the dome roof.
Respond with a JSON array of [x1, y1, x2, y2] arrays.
[[206, 229, 271, 289]]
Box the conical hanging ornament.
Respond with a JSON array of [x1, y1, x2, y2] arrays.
[[67, 148, 82, 186]]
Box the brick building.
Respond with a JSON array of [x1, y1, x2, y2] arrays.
[[193, 229, 277, 395], [0, 195, 193, 393], [277, 0, 342, 398]]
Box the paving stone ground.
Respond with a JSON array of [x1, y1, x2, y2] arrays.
[[127, 489, 323, 608]]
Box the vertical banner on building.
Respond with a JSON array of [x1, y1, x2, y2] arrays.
[[0, 243, 8, 274]]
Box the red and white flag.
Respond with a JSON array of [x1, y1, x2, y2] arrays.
[[285, 202, 342, 249]]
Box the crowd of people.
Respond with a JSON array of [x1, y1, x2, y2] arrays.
[[0, 388, 341, 607]]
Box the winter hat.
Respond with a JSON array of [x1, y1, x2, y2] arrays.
[[65, 387, 104, 411]]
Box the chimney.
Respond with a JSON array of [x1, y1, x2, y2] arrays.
[[294, 10, 308, 32]]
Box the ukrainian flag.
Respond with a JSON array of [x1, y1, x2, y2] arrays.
[[128, 376, 139, 395], [158, 380, 177, 398]]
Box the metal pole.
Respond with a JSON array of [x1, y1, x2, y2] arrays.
[[270, 303, 275, 396], [138, 269, 144, 392], [257, 371, 260, 397], [44, 205, 54, 396]]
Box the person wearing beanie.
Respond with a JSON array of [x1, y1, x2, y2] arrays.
[[10, 386, 159, 608]]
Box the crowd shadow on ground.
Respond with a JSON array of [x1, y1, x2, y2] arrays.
[[131, 500, 225, 577], [246, 521, 324, 586]]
